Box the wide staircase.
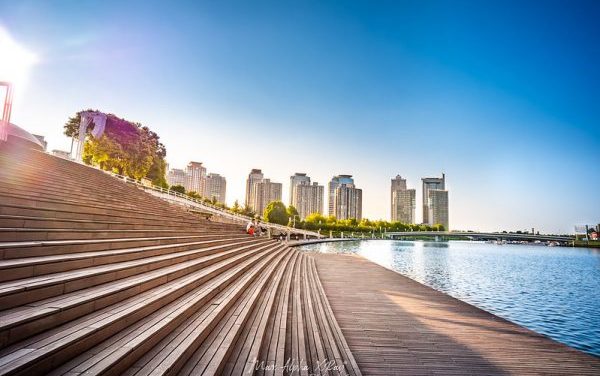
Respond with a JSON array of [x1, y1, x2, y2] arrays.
[[0, 144, 361, 376]]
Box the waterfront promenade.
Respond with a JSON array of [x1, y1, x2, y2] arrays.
[[1, 141, 599, 375], [312, 252, 600, 375]]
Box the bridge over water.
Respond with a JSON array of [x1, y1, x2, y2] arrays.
[[385, 231, 573, 242]]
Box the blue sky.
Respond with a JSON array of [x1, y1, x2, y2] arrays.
[[1, 0, 598, 233]]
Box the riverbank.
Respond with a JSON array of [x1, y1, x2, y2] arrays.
[[287, 238, 361, 246], [310, 252, 600, 374], [574, 239, 600, 248]]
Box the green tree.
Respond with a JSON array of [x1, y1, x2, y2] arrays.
[[263, 201, 289, 225], [305, 213, 326, 224], [287, 205, 300, 226], [170, 185, 186, 194], [82, 135, 124, 173], [432, 224, 445, 231], [187, 191, 202, 199], [65, 110, 168, 184], [240, 205, 256, 217], [146, 155, 167, 187], [231, 200, 241, 213]]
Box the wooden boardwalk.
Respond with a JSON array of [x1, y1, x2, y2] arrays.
[[312, 253, 600, 375]]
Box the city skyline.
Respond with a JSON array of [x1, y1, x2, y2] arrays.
[[170, 166, 451, 227], [1, 1, 598, 233]]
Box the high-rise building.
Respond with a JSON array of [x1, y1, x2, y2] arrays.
[[391, 175, 407, 192], [294, 182, 324, 220], [390, 175, 408, 221], [333, 184, 362, 220], [329, 175, 362, 220], [289, 173, 311, 204], [250, 178, 282, 215], [185, 161, 206, 195], [205, 173, 227, 204], [328, 175, 355, 216], [422, 174, 445, 225], [289, 173, 324, 219], [167, 168, 186, 187], [392, 189, 416, 224], [245, 169, 264, 208], [168, 163, 226, 201], [428, 189, 449, 230]]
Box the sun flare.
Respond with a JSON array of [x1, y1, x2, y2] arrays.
[[0, 27, 38, 90]]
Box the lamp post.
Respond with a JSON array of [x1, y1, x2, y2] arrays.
[[0, 81, 14, 142]]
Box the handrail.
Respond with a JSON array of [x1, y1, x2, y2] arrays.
[[51, 152, 321, 237]]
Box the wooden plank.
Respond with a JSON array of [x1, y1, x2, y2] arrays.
[[312, 253, 600, 376], [235, 250, 295, 375], [0, 244, 275, 376], [308, 257, 361, 376]]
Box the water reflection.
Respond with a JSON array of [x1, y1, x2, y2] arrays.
[[300, 240, 600, 357]]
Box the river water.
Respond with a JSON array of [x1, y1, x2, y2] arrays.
[[299, 240, 600, 357]]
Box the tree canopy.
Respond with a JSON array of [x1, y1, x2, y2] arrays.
[[66, 110, 167, 187], [287, 205, 300, 226], [170, 185, 186, 194], [300, 212, 445, 233], [263, 201, 289, 225]]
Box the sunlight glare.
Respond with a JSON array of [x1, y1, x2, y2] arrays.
[[0, 27, 38, 89]]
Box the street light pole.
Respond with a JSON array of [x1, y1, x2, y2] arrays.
[[0, 81, 14, 142]]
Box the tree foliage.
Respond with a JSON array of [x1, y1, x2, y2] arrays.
[[170, 185, 186, 194], [67, 110, 167, 186], [287, 205, 300, 226], [230, 201, 256, 218], [263, 201, 289, 225], [298, 212, 445, 233], [187, 191, 202, 199]]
